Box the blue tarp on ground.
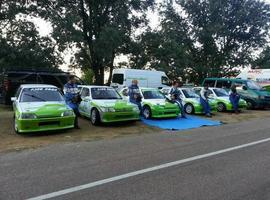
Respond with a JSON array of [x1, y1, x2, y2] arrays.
[[141, 115, 221, 131]]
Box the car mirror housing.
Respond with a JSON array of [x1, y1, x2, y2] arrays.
[[11, 97, 16, 101]]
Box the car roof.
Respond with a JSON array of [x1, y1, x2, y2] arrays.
[[80, 85, 113, 89], [140, 87, 159, 90], [20, 84, 57, 88], [204, 77, 247, 82]]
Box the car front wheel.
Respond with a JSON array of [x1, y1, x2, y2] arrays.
[[184, 103, 194, 114], [143, 106, 152, 119], [13, 115, 19, 134], [90, 108, 101, 125], [217, 102, 226, 112]]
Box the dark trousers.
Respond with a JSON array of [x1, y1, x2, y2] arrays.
[[130, 99, 142, 114], [67, 101, 80, 127], [229, 94, 240, 111], [175, 99, 186, 117], [200, 97, 211, 115]]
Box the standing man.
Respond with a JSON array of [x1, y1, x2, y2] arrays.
[[169, 80, 186, 118], [200, 85, 211, 117], [64, 75, 81, 129], [229, 84, 240, 114], [128, 80, 142, 114]]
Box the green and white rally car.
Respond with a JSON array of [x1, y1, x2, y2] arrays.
[[120, 87, 180, 119], [78, 86, 140, 125], [12, 84, 75, 133], [160, 87, 217, 114], [194, 87, 247, 112]]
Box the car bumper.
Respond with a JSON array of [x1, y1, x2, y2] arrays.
[[16, 116, 75, 133], [194, 104, 216, 114], [101, 111, 140, 123], [151, 108, 180, 118]]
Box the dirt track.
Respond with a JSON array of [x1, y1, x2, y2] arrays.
[[1, 105, 270, 153]]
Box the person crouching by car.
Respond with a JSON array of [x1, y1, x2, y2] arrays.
[[128, 80, 142, 114], [64, 75, 82, 129], [200, 85, 212, 117], [229, 84, 240, 114], [169, 80, 186, 118]]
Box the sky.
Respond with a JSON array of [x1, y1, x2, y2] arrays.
[[32, 0, 270, 77]]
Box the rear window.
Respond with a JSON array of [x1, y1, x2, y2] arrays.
[[20, 88, 64, 102], [112, 74, 124, 84], [39, 75, 61, 88]]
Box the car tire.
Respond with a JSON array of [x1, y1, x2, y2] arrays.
[[90, 108, 101, 125], [246, 100, 255, 110], [143, 106, 152, 119], [184, 103, 194, 114], [13, 115, 19, 134], [217, 102, 226, 112]]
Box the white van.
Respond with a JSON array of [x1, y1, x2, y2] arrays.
[[110, 68, 171, 90], [236, 68, 270, 88]]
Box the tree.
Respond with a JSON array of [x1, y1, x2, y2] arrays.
[[137, 0, 270, 83], [36, 0, 154, 85], [253, 46, 270, 69], [0, 1, 62, 71]]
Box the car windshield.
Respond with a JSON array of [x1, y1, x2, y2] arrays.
[[213, 88, 229, 97], [182, 89, 199, 98], [142, 90, 165, 99], [91, 88, 122, 99], [20, 88, 64, 102], [247, 80, 262, 90]]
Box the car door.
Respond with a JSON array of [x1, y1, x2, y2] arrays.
[[79, 87, 90, 115]]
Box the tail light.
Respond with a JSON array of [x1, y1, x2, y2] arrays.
[[4, 80, 11, 91]]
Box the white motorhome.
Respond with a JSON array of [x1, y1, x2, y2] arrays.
[[110, 68, 171, 90], [237, 68, 270, 87]]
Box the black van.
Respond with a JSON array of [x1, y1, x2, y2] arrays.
[[0, 70, 83, 105]]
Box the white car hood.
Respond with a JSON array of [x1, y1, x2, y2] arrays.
[[18, 101, 67, 113]]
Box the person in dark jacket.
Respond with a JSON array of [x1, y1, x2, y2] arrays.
[[169, 80, 186, 118], [200, 85, 211, 117], [229, 84, 240, 114], [128, 80, 142, 114], [64, 75, 81, 128]]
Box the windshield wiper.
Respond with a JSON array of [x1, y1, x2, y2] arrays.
[[24, 93, 47, 102]]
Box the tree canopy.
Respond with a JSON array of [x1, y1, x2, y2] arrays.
[[1, 0, 270, 83], [0, 1, 61, 71]]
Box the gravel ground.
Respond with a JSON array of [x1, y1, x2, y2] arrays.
[[1, 105, 270, 153]]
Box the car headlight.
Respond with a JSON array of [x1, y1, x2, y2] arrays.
[[100, 107, 115, 112], [20, 113, 37, 119], [61, 110, 74, 117]]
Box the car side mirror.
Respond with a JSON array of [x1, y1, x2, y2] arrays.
[[11, 97, 16, 101], [242, 86, 247, 90], [209, 94, 214, 98]]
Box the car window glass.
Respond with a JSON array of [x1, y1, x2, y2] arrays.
[[112, 74, 124, 84], [161, 76, 170, 85], [216, 80, 231, 89], [81, 88, 90, 98], [20, 88, 64, 102], [204, 80, 215, 87], [91, 88, 122, 99], [182, 89, 199, 98], [40, 75, 61, 88], [142, 90, 165, 99], [213, 88, 228, 97]]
